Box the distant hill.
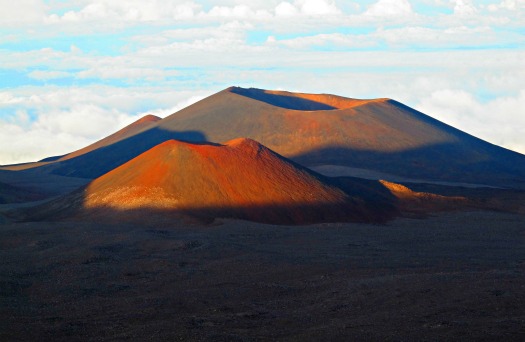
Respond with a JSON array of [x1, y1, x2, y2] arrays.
[[25, 138, 393, 224], [15, 87, 525, 188]]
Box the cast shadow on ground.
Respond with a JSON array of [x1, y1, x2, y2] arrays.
[[291, 142, 525, 190]]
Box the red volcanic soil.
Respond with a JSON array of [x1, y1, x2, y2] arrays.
[[31, 138, 386, 224]]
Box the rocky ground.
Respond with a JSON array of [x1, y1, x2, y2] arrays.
[[1, 210, 524, 341]]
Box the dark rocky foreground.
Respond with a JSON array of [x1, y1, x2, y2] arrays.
[[1, 210, 525, 341]]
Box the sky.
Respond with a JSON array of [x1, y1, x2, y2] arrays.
[[0, 0, 524, 164]]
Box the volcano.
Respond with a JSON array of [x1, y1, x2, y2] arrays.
[[13, 87, 525, 189], [29, 138, 391, 224]]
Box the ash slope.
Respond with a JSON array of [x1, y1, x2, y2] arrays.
[[18, 87, 525, 188], [28, 138, 392, 225]]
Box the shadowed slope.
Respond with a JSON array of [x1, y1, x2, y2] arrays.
[[0, 169, 89, 200], [26, 138, 391, 225], [41, 114, 162, 163], [229, 87, 384, 110], [34, 127, 207, 179], [55, 114, 161, 162], [0, 181, 46, 204], [1, 115, 161, 172]]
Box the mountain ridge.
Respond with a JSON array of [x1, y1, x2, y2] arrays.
[[4, 86, 524, 189]]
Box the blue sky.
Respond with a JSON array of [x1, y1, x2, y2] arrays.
[[1, 0, 524, 164]]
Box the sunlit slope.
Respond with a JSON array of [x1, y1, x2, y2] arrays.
[[32, 138, 388, 224]]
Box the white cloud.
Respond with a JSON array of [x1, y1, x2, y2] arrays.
[[34, 104, 129, 137], [452, 0, 477, 16], [50, 0, 202, 22], [416, 89, 525, 154], [273, 32, 373, 48], [373, 25, 522, 48], [0, 86, 211, 164], [207, 4, 262, 18], [28, 70, 72, 80], [487, 0, 525, 11], [0, 105, 128, 165], [0, 0, 47, 25], [77, 66, 178, 81], [0, 0, 346, 32], [274, 0, 341, 17], [296, 0, 341, 15], [0, 92, 24, 105], [275, 2, 299, 16], [268, 24, 524, 50], [0, 0, 520, 40], [364, 0, 413, 17]]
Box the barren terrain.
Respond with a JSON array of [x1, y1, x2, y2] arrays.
[[1, 210, 524, 341]]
